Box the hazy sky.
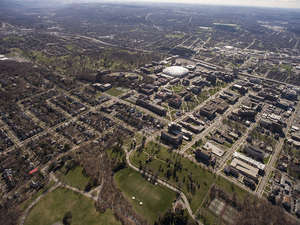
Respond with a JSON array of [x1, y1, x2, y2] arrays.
[[14, 0, 300, 9], [52, 0, 300, 8]]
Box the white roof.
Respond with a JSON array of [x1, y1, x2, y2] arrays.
[[203, 142, 224, 157], [162, 66, 189, 77], [233, 152, 265, 170], [231, 158, 259, 178]]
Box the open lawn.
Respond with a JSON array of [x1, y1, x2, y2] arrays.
[[115, 168, 176, 224], [106, 87, 124, 96], [21, 181, 55, 210], [58, 166, 91, 190], [215, 176, 250, 201], [131, 141, 252, 214], [131, 141, 216, 212], [24, 187, 120, 225]]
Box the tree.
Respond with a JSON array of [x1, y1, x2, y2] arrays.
[[63, 211, 73, 225]]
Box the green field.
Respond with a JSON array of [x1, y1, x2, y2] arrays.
[[21, 181, 55, 210], [215, 176, 250, 201], [115, 168, 176, 224], [131, 141, 251, 213], [24, 187, 120, 225], [131, 141, 216, 212], [58, 166, 91, 190], [106, 87, 124, 96]]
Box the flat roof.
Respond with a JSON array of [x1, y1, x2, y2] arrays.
[[231, 158, 259, 178], [203, 142, 224, 157], [233, 152, 265, 170]]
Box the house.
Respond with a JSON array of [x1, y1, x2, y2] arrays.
[[283, 195, 291, 211]]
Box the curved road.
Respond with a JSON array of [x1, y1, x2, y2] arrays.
[[125, 149, 202, 225]]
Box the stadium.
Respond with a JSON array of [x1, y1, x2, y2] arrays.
[[162, 66, 189, 78]]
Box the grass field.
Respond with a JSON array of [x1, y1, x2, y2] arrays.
[[115, 168, 176, 224], [131, 141, 216, 212], [131, 141, 251, 213], [106, 87, 124, 96], [24, 187, 120, 225], [21, 181, 55, 210], [58, 166, 91, 190], [215, 176, 250, 201]]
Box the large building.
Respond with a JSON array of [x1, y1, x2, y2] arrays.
[[243, 145, 265, 161], [136, 99, 167, 116], [162, 66, 189, 78], [230, 158, 259, 181]]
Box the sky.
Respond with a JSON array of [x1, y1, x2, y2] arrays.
[[56, 0, 300, 8], [10, 0, 300, 9]]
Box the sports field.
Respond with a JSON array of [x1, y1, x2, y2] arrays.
[[115, 168, 176, 224]]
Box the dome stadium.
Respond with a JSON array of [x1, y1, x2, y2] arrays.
[[162, 66, 189, 78]]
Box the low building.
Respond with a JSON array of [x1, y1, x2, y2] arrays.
[[136, 99, 167, 116], [161, 130, 182, 146], [203, 142, 225, 157], [243, 176, 256, 188], [169, 96, 182, 108], [224, 165, 239, 177], [230, 158, 259, 181], [233, 152, 265, 171], [179, 121, 205, 134], [200, 105, 217, 120], [155, 91, 168, 101], [243, 145, 265, 161], [195, 148, 211, 161], [93, 83, 112, 91]]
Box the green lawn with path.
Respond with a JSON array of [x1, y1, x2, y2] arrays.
[[115, 168, 176, 224], [131, 141, 216, 212], [24, 187, 120, 225], [131, 141, 251, 213], [58, 166, 91, 190]]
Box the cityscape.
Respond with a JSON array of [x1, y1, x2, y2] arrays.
[[0, 1, 300, 225]]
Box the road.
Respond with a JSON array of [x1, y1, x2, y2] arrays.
[[19, 171, 142, 225], [256, 101, 300, 195], [125, 148, 202, 225]]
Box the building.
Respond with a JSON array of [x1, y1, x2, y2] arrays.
[[162, 66, 189, 78], [203, 142, 225, 157], [170, 78, 180, 85], [243, 176, 256, 188], [211, 99, 229, 114], [93, 83, 112, 91], [230, 158, 259, 181], [169, 96, 182, 108], [195, 148, 211, 161], [155, 91, 168, 101], [243, 145, 265, 161], [224, 165, 239, 177], [233, 152, 265, 171], [200, 105, 217, 120], [161, 130, 182, 146], [136, 99, 167, 116]]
